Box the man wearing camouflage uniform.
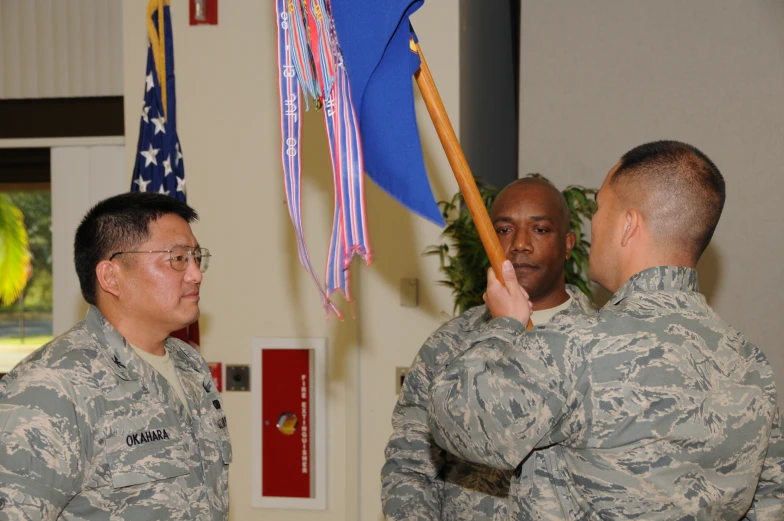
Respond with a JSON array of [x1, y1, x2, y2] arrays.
[[0, 192, 231, 520], [383, 178, 596, 520], [428, 141, 784, 519]]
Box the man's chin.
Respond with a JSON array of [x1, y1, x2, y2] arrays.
[[172, 309, 200, 332], [186, 308, 201, 325], [514, 272, 539, 292]]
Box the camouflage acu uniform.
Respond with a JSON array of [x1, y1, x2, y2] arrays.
[[428, 267, 784, 520], [382, 286, 595, 520], [0, 306, 231, 521]]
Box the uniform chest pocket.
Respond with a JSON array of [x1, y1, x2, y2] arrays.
[[106, 425, 190, 488]]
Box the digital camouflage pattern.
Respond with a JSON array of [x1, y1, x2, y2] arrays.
[[427, 267, 784, 520], [382, 286, 595, 520], [0, 306, 231, 521]]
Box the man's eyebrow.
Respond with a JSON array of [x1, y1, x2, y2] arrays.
[[529, 216, 555, 224], [492, 216, 514, 224]]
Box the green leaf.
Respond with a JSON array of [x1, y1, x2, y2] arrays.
[[0, 194, 31, 306]]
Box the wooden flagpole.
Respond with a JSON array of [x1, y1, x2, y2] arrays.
[[411, 40, 506, 283], [412, 40, 533, 329]]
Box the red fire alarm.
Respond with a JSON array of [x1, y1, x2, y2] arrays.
[[190, 0, 218, 25], [208, 362, 223, 392]]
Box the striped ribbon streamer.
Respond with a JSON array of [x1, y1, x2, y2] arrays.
[[323, 63, 370, 299], [276, 0, 341, 318], [286, 0, 319, 107], [306, 0, 335, 100], [274, 0, 371, 310], [322, 79, 347, 297], [323, 1, 370, 299]]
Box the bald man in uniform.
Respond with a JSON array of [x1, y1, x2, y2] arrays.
[[382, 178, 595, 521]]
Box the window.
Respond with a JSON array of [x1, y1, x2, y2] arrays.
[[0, 149, 52, 375]]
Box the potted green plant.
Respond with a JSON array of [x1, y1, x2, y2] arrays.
[[425, 174, 597, 315]]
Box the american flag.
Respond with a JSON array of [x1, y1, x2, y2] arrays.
[[131, 1, 186, 202], [130, 1, 199, 345]]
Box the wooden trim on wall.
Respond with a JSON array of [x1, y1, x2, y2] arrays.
[[0, 97, 124, 139], [0, 137, 125, 149], [0, 183, 50, 193], [0, 148, 50, 184]]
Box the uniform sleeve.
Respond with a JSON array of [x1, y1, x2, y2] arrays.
[[381, 347, 445, 521], [0, 369, 83, 521], [743, 407, 784, 520], [428, 317, 588, 470], [381, 311, 488, 521]]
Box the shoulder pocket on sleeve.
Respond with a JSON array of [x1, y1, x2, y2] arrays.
[[220, 438, 232, 465]]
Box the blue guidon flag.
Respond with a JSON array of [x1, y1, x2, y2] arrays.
[[275, 0, 443, 319]]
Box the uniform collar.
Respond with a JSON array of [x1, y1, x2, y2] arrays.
[[85, 305, 203, 381], [86, 305, 141, 381], [474, 283, 595, 326], [609, 266, 699, 306], [565, 284, 596, 314]]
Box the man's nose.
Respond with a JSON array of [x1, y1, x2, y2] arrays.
[[511, 229, 533, 253], [184, 254, 203, 283]]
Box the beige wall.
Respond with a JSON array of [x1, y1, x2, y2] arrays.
[[517, 1, 784, 403], [122, 1, 458, 520], [0, 0, 123, 99], [356, 3, 460, 514], [51, 145, 126, 336]]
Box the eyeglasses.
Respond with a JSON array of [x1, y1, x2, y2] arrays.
[[109, 246, 211, 273]]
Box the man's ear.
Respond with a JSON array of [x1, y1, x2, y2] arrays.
[[96, 260, 121, 298], [564, 231, 577, 260], [620, 208, 642, 248]]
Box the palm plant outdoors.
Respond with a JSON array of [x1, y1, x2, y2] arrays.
[[426, 174, 598, 315], [0, 194, 31, 306]]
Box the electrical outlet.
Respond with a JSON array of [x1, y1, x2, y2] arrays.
[[400, 278, 419, 308], [396, 367, 408, 394], [225, 364, 250, 391]]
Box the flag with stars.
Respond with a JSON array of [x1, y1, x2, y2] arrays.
[[131, 0, 199, 347], [131, 0, 186, 202]]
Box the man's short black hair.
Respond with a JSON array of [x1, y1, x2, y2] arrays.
[[612, 140, 725, 261], [74, 192, 198, 305]]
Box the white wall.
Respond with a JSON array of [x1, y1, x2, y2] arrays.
[[517, 1, 784, 404], [357, 6, 461, 519], [51, 145, 126, 336], [122, 2, 459, 520], [0, 0, 123, 99]]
